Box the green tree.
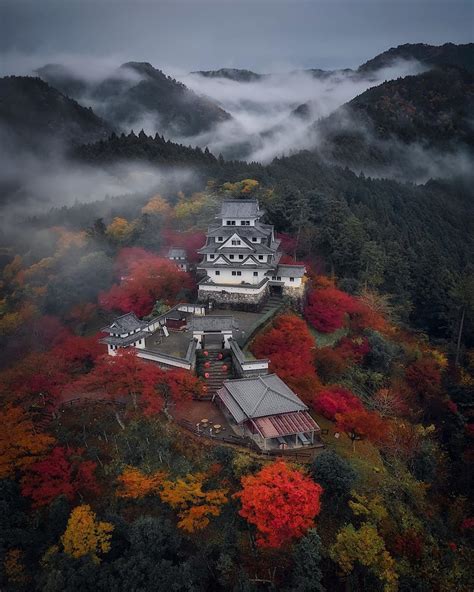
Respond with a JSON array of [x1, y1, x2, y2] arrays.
[[289, 529, 325, 592]]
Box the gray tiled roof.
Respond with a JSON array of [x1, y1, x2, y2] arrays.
[[168, 247, 187, 258], [218, 200, 262, 219], [216, 374, 308, 423], [276, 264, 306, 277], [100, 330, 149, 346], [101, 312, 144, 334], [190, 315, 238, 331]]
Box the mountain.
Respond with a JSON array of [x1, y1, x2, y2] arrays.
[[0, 76, 112, 151], [190, 68, 264, 82], [358, 42, 474, 74], [38, 62, 232, 138], [74, 130, 219, 167], [313, 66, 474, 176]]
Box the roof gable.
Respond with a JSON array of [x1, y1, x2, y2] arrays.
[[218, 374, 308, 422], [219, 233, 253, 250]]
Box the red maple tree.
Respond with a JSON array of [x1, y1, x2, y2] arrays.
[[336, 409, 387, 451], [71, 349, 198, 414], [305, 287, 358, 333], [313, 386, 363, 420], [235, 461, 323, 548], [100, 248, 195, 316], [21, 446, 99, 508], [251, 314, 320, 401]]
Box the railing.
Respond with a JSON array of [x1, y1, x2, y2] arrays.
[[175, 418, 322, 460], [138, 342, 197, 370], [229, 339, 269, 377]]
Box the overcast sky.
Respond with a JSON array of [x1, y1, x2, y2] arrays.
[[0, 0, 472, 72]]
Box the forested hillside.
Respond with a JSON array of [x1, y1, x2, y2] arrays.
[[0, 182, 472, 591], [316, 66, 474, 156], [0, 77, 112, 151], [38, 62, 232, 137], [357, 42, 474, 74]]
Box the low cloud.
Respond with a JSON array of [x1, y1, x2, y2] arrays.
[[174, 59, 426, 161]]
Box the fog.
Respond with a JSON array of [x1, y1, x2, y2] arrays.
[[170, 60, 425, 161]]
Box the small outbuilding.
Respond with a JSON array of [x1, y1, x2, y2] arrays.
[[167, 247, 188, 271], [215, 374, 321, 450]]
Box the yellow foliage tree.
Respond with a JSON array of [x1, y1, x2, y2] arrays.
[[160, 473, 228, 532], [106, 217, 136, 243], [116, 466, 167, 499], [222, 179, 259, 196], [141, 195, 172, 217], [61, 505, 114, 562], [0, 405, 54, 478], [330, 523, 398, 592]]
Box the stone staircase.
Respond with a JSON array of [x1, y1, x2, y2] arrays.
[[262, 295, 283, 314], [201, 351, 233, 398]]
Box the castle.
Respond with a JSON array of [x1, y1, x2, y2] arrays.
[[197, 199, 306, 308]]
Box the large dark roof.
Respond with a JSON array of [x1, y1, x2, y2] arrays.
[[100, 330, 149, 346], [101, 312, 144, 334], [218, 200, 263, 219], [216, 374, 308, 424]]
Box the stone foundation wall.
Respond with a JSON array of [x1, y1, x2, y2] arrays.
[[198, 286, 269, 312], [282, 284, 306, 312]]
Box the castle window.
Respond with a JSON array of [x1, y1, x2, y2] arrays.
[[241, 220, 250, 225], [215, 270, 220, 276], [226, 220, 236, 226], [252, 237, 258, 242], [217, 236, 223, 242], [258, 255, 264, 260], [232, 271, 242, 276], [253, 271, 258, 276], [239, 255, 244, 259], [229, 255, 234, 259], [231, 240, 240, 245], [290, 277, 294, 282], [209, 254, 215, 259]]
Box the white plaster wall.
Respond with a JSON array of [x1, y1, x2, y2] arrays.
[[210, 267, 263, 285]]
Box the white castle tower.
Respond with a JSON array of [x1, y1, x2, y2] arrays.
[[197, 199, 305, 309]]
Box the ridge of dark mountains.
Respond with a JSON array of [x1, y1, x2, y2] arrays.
[[190, 68, 264, 82], [0, 76, 112, 151], [37, 62, 232, 138], [357, 42, 474, 74], [74, 129, 219, 167], [312, 66, 474, 176]]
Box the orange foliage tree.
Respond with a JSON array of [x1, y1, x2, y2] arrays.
[[99, 248, 195, 316], [235, 461, 323, 548], [116, 466, 166, 499], [0, 406, 54, 478], [160, 472, 228, 533]]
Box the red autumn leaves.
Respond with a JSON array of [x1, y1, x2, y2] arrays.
[[235, 461, 323, 548], [21, 446, 100, 508], [99, 247, 195, 317]]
